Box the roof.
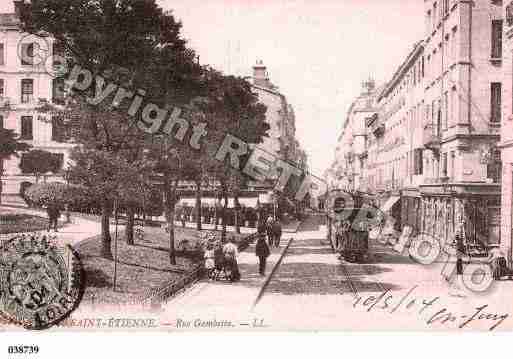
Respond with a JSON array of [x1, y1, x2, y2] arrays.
[[377, 41, 424, 101]]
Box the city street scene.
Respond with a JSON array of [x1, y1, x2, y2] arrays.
[[2, 0, 513, 338]]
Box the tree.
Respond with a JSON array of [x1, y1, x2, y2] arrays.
[[19, 149, 63, 183], [67, 148, 150, 257], [20, 0, 198, 260], [198, 71, 269, 239], [0, 128, 30, 202]]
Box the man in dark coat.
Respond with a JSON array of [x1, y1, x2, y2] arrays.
[[266, 215, 274, 247], [46, 203, 61, 232], [255, 227, 271, 276], [272, 219, 282, 248]]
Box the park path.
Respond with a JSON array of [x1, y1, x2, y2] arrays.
[[0, 205, 108, 247]]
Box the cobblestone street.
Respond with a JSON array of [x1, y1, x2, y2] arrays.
[[253, 215, 513, 331], [72, 214, 513, 331]]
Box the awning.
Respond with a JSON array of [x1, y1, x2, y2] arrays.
[[178, 197, 259, 208], [380, 196, 400, 212]]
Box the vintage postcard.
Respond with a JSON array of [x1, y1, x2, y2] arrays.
[[1, 0, 513, 343]]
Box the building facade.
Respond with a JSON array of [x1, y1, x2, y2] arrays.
[[501, 1, 513, 263], [330, 79, 381, 192], [331, 0, 504, 249], [370, 41, 426, 232], [419, 0, 502, 248], [0, 6, 72, 205], [248, 60, 308, 191]]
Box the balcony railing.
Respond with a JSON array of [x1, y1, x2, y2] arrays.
[[423, 124, 441, 152], [366, 113, 385, 137], [357, 150, 368, 159], [0, 97, 11, 110]]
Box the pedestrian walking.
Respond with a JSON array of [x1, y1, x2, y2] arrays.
[[272, 218, 282, 248], [449, 221, 467, 297], [255, 229, 270, 276], [46, 203, 61, 232], [266, 215, 274, 247], [204, 243, 216, 279]]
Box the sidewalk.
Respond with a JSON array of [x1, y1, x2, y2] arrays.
[[160, 232, 294, 325], [0, 205, 111, 247]]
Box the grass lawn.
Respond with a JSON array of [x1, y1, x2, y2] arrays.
[[0, 209, 63, 234], [75, 224, 251, 305]]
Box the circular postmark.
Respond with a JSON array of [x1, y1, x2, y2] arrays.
[[0, 233, 84, 330]]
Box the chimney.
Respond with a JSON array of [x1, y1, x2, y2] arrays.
[[13, 1, 24, 18], [253, 60, 269, 87]]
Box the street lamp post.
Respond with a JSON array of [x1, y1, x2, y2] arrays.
[[113, 198, 119, 292]]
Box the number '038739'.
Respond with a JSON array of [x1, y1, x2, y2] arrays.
[[7, 346, 39, 355]]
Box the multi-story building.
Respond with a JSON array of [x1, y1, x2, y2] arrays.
[[500, 1, 513, 263], [370, 41, 426, 231], [248, 60, 308, 191], [330, 79, 381, 192], [419, 0, 502, 247], [332, 0, 504, 249], [0, 3, 71, 205]]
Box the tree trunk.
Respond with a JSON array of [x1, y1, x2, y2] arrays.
[[126, 206, 135, 245], [195, 180, 202, 230], [163, 175, 177, 265], [101, 202, 113, 259], [234, 194, 241, 234], [221, 186, 228, 241], [214, 202, 219, 230]]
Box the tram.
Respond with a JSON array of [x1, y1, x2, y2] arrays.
[[326, 191, 375, 263]]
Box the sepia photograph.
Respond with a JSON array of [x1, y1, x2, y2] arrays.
[[1, 0, 513, 356]]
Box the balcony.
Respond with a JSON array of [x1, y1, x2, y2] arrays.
[[344, 151, 354, 163], [367, 114, 385, 137], [0, 97, 11, 111], [357, 150, 368, 160], [423, 124, 441, 152]]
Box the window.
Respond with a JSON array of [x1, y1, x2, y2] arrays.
[[52, 78, 65, 105], [442, 153, 448, 177], [491, 82, 502, 123], [432, 100, 436, 126], [443, 0, 450, 15], [21, 79, 34, 104], [450, 151, 455, 179], [0, 79, 4, 98], [20, 116, 33, 140], [414, 149, 424, 175], [20, 43, 34, 66], [491, 20, 503, 59], [0, 115, 3, 129], [443, 91, 448, 130], [433, 3, 438, 29], [52, 41, 64, 65], [487, 149, 502, 183], [450, 88, 456, 127], [51, 116, 64, 142], [0, 44, 4, 66]]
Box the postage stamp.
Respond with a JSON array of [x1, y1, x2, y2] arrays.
[[0, 234, 84, 330]]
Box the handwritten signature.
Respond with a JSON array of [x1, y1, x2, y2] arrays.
[[352, 286, 509, 331]]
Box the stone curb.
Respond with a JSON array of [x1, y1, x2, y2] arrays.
[[251, 236, 295, 309]]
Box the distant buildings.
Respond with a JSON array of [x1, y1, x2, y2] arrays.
[[331, 0, 504, 252], [501, 2, 513, 263], [0, 3, 71, 205], [248, 60, 308, 193]]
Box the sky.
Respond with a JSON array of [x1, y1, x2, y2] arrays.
[[158, 0, 426, 177], [0, 0, 425, 177]]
